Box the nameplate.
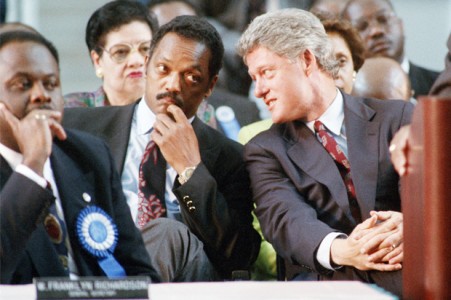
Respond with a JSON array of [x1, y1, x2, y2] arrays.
[[34, 276, 150, 299]]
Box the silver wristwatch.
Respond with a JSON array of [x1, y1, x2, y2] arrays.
[[178, 166, 196, 185]]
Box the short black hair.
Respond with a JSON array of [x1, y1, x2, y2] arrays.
[[0, 30, 59, 64], [86, 0, 159, 55], [149, 15, 224, 80]]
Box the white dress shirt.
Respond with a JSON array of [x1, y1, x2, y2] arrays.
[[305, 89, 348, 270]]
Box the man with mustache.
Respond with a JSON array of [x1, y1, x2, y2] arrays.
[[342, 0, 439, 99], [63, 16, 261, 282], [0, 31, 158, 283]]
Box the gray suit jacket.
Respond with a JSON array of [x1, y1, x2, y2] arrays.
[[62, 101, 261, 278], [245, 93, 413, 295]]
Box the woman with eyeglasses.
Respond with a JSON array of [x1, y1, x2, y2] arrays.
[[65, 0, 158, 107]]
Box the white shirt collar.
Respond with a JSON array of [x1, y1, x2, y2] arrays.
[[136, 97, 156, 136], [401, 56, 410, 74], [0, 143, 23, 169], [306, 88, 344, 135]]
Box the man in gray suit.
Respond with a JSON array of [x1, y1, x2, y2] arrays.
[[237, 9, 413, 297]]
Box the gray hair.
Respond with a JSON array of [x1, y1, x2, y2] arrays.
[[237, 8, 339, 78]]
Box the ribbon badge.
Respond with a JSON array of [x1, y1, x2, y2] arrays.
[[76, 206, 126, 278]]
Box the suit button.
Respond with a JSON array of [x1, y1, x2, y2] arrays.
[[188, 206, 196, 213], [183, 196, 190, 203]]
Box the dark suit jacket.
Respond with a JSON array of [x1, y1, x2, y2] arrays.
[[244, 93, 413, 294], [62, 102, 261, 278], [409, 61, 440, 98], [0, 129, 158, 284], [429, 33, 451, 97]]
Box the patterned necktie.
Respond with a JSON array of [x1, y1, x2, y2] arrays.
[[137, 140, 166, 228], [313, 120, 362, 223], [44, 183, 69, 274]]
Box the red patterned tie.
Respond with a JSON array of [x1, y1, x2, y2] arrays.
[[137, 140, 166, 228], [314, 120, 362, 223]]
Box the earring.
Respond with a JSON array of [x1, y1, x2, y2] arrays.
[[352, 71, 357, 82], [95, 68, 103, 78]]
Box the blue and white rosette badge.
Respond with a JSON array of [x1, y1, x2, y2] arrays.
[[76, 206, 126, 278]]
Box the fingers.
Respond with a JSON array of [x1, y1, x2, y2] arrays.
[[370, 211, 402, 223], [365, 261, 402, 272], [388, 244, 404, 265], [380, 243, 403, 264], [359, 219, 401, 254], [351, 215, 378, 240], [49, 121, 67, 141], [360, 230, 394, 254], [167, 104, 188, 123], [368, 247, 392, 263], [378, 229, 403, 249], [33, 110, 67, 141], [389, 125, 411, 176]]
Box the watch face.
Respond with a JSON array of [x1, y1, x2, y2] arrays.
[[185, 168, 194, 177], [179, 166, 196, 184]]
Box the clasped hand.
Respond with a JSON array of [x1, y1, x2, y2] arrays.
[[331, 211, 403, 272]]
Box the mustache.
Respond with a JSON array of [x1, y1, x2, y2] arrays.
[[156, 92, 183, 108], [36, 104, 53, 110], [26, 104, 54, 115]]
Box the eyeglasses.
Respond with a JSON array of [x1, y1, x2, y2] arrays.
[[101, 41, 151, 64], [353, 11, 398, 33]]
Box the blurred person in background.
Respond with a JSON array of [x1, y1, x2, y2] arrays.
[[342, 0, 439, 99], [309, 0, 349, 19], [64, 0, 157, 107], [352, 56, 413, 101]]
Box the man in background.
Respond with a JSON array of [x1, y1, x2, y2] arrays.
[[342, 0, 439, 99]]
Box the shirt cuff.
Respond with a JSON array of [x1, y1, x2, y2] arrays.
[[317, 232, 347, 270], [15, 164, 47, 188]]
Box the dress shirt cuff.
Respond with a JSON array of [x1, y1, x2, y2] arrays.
[[317, 232, 347, 270], [15, 164, 47, 188]]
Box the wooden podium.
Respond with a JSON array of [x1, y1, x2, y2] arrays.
[[402, 96, 451, 299]]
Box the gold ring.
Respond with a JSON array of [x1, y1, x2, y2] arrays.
[[34, 114, 47, 120], [391, 244, 396, 251], [389, 144, 396, 152]]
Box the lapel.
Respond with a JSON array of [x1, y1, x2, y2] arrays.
[[0, 155, 12, 189], [343, 94, 379, 218], [49, 140, 97, 275], [285, 93, 380, 223], [192, 118, 220, 168], [286, 121, 355, 223], [106, 104, 136, 175]]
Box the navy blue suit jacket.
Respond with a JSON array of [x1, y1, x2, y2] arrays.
[[0, 129, 158, 284]]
